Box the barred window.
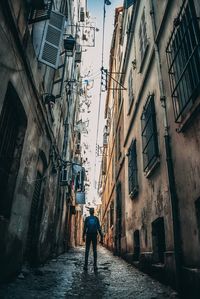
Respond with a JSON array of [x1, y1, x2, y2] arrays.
[[128, 140, 138, 198], [166, 0, 200, 123], [141, 95, 159, 172], [139, 9, 148, 64], [128, 69, 134, 108], [110, 202, 114, 227], [117, 127, 121, 160]]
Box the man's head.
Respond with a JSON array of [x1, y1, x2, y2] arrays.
[[89, 207, 94, 215]]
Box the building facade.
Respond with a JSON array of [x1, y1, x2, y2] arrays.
[[100, 0, 200, 296], [0, 0, 87, 281]]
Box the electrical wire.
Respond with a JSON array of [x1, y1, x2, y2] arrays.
[[95, 2, 106, 146], [93, 0, 107, 191]]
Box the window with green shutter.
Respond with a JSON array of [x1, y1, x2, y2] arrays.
[[38, 11, 65, 69]]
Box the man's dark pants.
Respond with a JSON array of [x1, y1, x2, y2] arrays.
[[84, 233, 97, 267]]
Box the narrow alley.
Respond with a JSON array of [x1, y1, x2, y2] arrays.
[[0, 246, 178, 299], [0, 0, 200, 298]]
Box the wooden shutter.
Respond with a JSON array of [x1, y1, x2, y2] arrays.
[[38, 11, 65, 69]]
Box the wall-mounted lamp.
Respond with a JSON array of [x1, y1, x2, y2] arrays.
[[64, 35, 76, 57]]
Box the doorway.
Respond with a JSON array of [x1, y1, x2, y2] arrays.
[[152, 217, 166, 263], [26, 152, 47, 265], [133, 230, 140, 261], [115, 182, 122, 255]]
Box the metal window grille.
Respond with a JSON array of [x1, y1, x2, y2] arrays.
[[28, 0, 53, 24], [166, 0, 200, 123], [128, 69, 134, 107], [139, 10, 148, 62], [141, 95, 159, 172], [128, 139, 138, 197]]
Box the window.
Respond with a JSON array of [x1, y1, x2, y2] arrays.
[[118, 89, 122, 108], [107, 107, 111, 133], [139, 9, 148, 66], [112, 156, 115, 181], [52, 53, 67, 98], [28, 0, 53, 24], [80, 7, 85, 22], [128, 69, 134, 109], [117, 127, 121, 160], [141, 95, 159, 173], [110, 202, 114, 227], [195, 198, 200, 242], [128, 140, 138, 198], [166, 0, 200, 123], [60, 0, 68, 16], [126, 14, 131, 34], [107, 211, 110, 232]]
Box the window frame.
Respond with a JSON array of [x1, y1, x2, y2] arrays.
[[139, 8, 149, 71], [141, 94, 159, 175], [166, 0, 200, 123], [128, 68, 134, 110], [117, 127, 121, 160], [128, 139, 138, 198]]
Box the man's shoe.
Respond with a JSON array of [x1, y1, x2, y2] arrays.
[[83, 265, 88, 271]]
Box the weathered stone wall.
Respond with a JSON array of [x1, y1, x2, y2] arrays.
[[0, 0, 75, 281]]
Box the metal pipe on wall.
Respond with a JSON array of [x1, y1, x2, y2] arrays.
[[149, 0, 182, 294]]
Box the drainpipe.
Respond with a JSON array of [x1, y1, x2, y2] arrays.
[[149, 0, 182, 294]]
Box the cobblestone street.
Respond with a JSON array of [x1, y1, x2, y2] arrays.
[[0, 246, 178, 299]]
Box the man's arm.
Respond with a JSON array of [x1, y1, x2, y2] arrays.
[[96, 217, 103, 241], [82, 217, 87, 241]]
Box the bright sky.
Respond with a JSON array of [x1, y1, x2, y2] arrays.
[[80, 0, 122, 208]]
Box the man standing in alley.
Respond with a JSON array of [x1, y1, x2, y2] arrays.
[[82, 207, 103, 271]]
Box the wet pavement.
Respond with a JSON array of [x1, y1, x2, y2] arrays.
[[0, 246, 178, 299]]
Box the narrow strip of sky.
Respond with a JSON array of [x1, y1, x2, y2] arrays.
[[82, 0, 122, 204]]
